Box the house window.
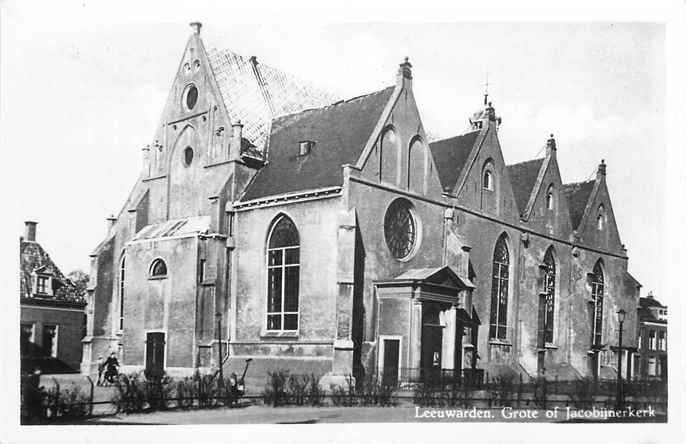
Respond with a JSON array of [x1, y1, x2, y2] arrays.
[[489, 234, 509, 340], [649, 330, 656, 350], [648, 357, 656, 376], [266, 215, 300, 331], [590, 261, 604, 347], [658, 331, 666, 351], [36, 275, 48, 294], [542, 248, 556, 344], [483, 170, 494, 191], [150, 258, 168, 278], [43, 324, 58, 358], [20, 323, 34, 355], [119, 256, 125, 331]]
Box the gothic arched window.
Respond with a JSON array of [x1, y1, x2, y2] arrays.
[[483, 169, 494, 191], [542, 248, 556, 344], [590, 261, 604, 347], [597, 205, 605, 230], [267, 215, 300, 331], [546, 184, 554, 210], [489, 235, 510, 340], [379, 128, 399, 186], [150, 258, 167, 278], [119, 256, 125, 331], [407, 138, 425, 194]]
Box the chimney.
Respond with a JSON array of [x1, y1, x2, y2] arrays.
[[24, 221, 37, 242], [229, 120, 244, 160], [597, 159, 607, 180], [396, 57, 412, 89], [546, 134, 557, 157], [106, 214, 117, 231], [190, 21, 202, 35], [647, 291, 654, 299]]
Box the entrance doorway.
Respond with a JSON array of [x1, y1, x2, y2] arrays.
[[421, 304, 443, 384], [380, 337, 400, 386], [145, 332, 165, 378]]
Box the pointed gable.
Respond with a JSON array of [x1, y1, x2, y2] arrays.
[[429, 130, 480, 192], [507, 158, 545, 215], [562, 180, 595, 229], [241, 87, 394, 201]]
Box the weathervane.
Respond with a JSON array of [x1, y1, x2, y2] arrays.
[[483, 71, 493, 106]]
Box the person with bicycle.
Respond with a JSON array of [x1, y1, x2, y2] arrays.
[[103, 352, 120, 385]]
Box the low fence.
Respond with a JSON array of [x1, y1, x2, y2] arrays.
[[20, 370, 668, 423]]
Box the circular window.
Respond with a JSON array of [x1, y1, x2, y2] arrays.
[[183, 147, 194, 166], [384, 199, 419, 260], [184, 84, 198, 110]]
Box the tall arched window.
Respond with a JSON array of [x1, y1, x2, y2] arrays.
[[597, 205, 606, 230], [489, 235, 509, 340], [483, 170, 494, 191], [119, 256, 125, 331], [407, 138, 425, 193], [267, 215, 300, 331], [542, 248, 556, 344], [590, 261, 604, 347], [379, 128, 399, 186], [546, 184, 555, 210]]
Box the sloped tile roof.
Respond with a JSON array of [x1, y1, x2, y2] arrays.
[[562, 180, 595, 229], [428, 131, 480, 192], [241, 87, 395, 201], [20, 239, 83, 303], [207, 48, 339, 150], [639, 296, 666, 309], [506, 158, 545, 215]]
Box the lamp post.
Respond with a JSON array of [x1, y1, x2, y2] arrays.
[[616, 308, 626, 409], [216, 312, 224, 388]]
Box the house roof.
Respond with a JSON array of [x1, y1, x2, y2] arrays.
[[562, 180, 596, 229], [241, 87, 395, 201], [639, 296, 666, 309], [207, 48, 339, 150], [506, 158, 545, 214], [429, 131, 480, 192], [19, 239, 83, 303]]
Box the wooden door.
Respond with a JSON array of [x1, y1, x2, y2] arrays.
[[382, 339, 400, 387], [145, 332, 165, 378]]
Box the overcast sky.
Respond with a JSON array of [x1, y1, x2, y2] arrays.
[[1, 4, 668, 301]]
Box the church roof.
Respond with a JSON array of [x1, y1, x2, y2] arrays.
[[562, 180, 596, 229], [207, 48, 339, 150], [241, 86, 395, 201], [506, 158, 545, 215], [133, 216, 211, 241], [429, 131, 480, 192]]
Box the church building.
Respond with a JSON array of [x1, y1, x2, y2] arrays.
[[81, 23, 641, 387]]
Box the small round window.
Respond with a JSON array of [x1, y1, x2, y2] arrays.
[[183, 147, 194, 166], [184, 84, 198, 110]]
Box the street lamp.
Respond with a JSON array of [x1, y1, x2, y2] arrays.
[[616, 308, 626, 409], [216, 312, 224, 387]]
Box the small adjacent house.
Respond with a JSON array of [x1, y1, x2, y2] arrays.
[[634, 292, 667, 381], [20, 221, 86, 373]]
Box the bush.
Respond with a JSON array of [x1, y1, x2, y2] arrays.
[[21, 376, 91, 423]]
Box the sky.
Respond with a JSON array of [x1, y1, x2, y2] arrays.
[[0, 3, 670, 302]]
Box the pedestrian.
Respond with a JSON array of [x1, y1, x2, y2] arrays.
[[96, 356, 105, 386], [104, 352, 120, 385]]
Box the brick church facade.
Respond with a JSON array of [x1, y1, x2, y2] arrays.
[[82, 23, 641, 386]]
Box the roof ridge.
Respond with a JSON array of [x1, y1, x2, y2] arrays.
[[563, 179, 595, 188], [506, 157, 545, 168], [272, 86, 394, 124], [430, 129, 481, 145]]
